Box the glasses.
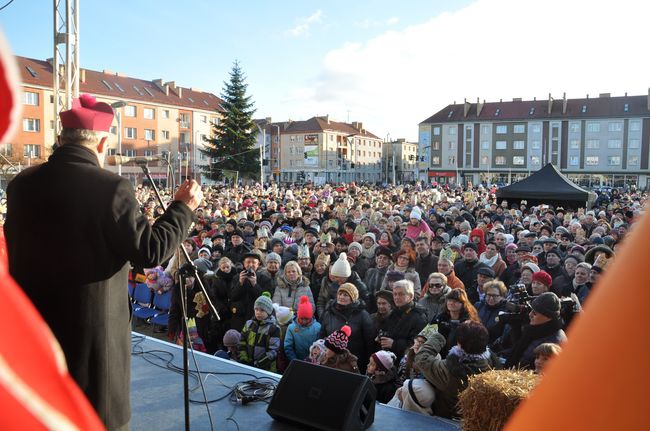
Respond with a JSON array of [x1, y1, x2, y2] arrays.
[[486, 293, 501, 298], [429, 283, 443, 288]]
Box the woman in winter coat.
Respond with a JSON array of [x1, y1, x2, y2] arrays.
[[320, 283, 374, 373], [309, 253, 330, 301], [202, 257, 237, 352], [317, 253, 369, 318], [431, 288, 480, 358], [419, 272, 452, 322], [380, 250, 421, 298], [474, 280, 510, 344], [273, 261, 315, 312]]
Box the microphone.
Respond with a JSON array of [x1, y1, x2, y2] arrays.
[[106, 155, 161, 165]]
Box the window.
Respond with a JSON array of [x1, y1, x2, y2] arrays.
[[630, 121, 641, 131], [569, 156, 579, 166], [433, 126, 440, 135], [143, 108, 155, 119], [0, 143, 12, 156], [448, 141, 455, 150], [179, 113, 190, 128], [143, 87, 154, 97], [432, 156, 440, 165], [495, 108, 501, 116], [133, 86, 144, 96], [432, 141, 440, 150], [107, 148, 116, 156], [586, 156, 599, 165], [531, 124, 541, 133], [481, 155, 489, 165], [125, 127, 137, 139], [495, 156, 506, 165], [25, 66, 38, 77], [448, 126, 456, 135], [180, 132, 188, 144], [570, 140, 580, 149], [629, 139, 640, 149], [23, 144, 40, 157], [144, 149, 154, 157], [124, 106, 136, 117], [481, 125, 489, 135], [529, 107, 535, 115], [581, 105, 587, 113], [448, 156, 456, 165], [162, 109, 170, 119], [110, 126, 117, 135], [124, 149, 136, 157], [586, 122, 600, 133], [531, 140, 541, 149], [201, 115, 207, 123], [161, 130, 170, 139], [101, 80, 113, 91], [481, 141, 489, 150], [608, 122, 623, 132], [495, 125, 507, 134], [23, 118, 40, 132], [586, 140, 600, 149], [607, 139, 622, 149], [144, 129, 155, 141], [513, 140, 525, 150], [495, 140, 507, 150], [629, 156, 639, 165], [569, 122, 580, 133], [513, 124, 525, 134], [114, 82, 125, 93], [513, 156, 525, 165], [23, 91, 39, 105], [447, 111, 454, 119], [530, 156, 540, 165], [608, 156, 621, 166]]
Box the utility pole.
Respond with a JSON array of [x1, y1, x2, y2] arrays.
[[53, 0, 80, 141]]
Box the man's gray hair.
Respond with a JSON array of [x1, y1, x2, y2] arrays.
[[393, 279, 414, 297], [59, 128, 108, 147]]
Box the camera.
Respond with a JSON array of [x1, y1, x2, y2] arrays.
[[245, 268, 256, 277], [375, 329, 390, 343]]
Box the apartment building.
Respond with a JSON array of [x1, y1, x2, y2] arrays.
[[419, 93, 650, 189], [256, 116, 383, 184], [12, 56, 222, 185], [382, 139, 418, 184]]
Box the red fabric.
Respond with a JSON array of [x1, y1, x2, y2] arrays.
[[59, 94, 114, 132], [0, 39, 104, 430], [470, 228, 486, 255], [297, 295, 313, 319], [532, 270, 552, 287]]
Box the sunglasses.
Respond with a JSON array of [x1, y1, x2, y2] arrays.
[[429, 283, 443, 288]]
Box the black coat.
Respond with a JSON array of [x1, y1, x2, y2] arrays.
[[4, 144, 194, 430], [381, 302, 428, 360], [454, 259, 490, 304], [320, 300, 374, 371], [415, 252, 439, 289]]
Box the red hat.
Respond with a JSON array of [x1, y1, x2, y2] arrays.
[[59, 94, 114, 132], [297, 295, 313, 320], [532, 270, 553, 287], [324, 325, 351, 354]]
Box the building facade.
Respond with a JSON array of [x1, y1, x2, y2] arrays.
[[382, 139, 418, 184], [12, 56, 223, 186], [255, 116, 383, 184], [419, 93, 650, 189]]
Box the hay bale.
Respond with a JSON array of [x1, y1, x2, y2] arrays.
[[458, 369, 538, 431]]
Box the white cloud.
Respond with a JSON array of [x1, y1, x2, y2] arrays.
[[354, 16, 400, 29], [385, 16, 399, 25], [287, 10, 323, 37], [281, 0, 650, 140]]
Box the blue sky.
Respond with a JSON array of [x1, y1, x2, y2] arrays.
[[1, 0, 648, 140]]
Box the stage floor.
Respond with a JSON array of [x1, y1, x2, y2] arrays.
[[130, 333, 460, 430]]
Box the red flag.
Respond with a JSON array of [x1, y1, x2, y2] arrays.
[[505, 211, 650, 430], [0, 31, 105, 430]]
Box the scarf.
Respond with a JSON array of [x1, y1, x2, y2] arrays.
[[448, 345, 491, 362], [479, 252, 498, 267]]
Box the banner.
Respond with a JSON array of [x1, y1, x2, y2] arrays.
[[304, 144, 319, 166]]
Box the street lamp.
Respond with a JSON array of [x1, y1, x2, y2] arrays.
[[254, 123, 265, 186], [110, 101, 127, 176], [272, 124, 281, 183]]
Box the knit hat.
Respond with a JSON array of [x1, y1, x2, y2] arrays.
[[222, 329, 241, 347], [254, 292, 274, 315], [324, 325, 352, 354], [463, 242, 478, 253], [532, 270, 553, 287], [417, 324, 438, 342], [348, 242, 363, 254], [371, 350, 397, 373], [522, 262, 540, 273], [362, 232, 376, 243], [273, 304, 294, 326], [198, 246, 212, 257], [315, 253, 331, 268], [266, 252, 282, 265], [297, 295, 313, 320], [545, 248, 562, 258], [231, 229, 244, 239], [410, 207, 422, 221], [531, 292, 561, 319], [330, 252, 352, 278], [337, 282, 359, 302]]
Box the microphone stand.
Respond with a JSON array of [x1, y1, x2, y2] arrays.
[[137, 160, 220, 431]]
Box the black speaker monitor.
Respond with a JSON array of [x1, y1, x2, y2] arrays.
[[267, 360, 376, 431]]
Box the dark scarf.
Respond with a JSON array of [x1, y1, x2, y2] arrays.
[[216, 269, 235, 282], [506, 318, 563, 368]]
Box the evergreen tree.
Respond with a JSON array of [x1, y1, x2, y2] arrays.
[[201, 61, 258, 182]]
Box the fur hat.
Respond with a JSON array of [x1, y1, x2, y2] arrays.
[[385, 270, 405, 282], [297, 295, 313, 320], [531, 292, 561, 319], [324, 325, 351, 354], [337, 282, 359, 302], [532, 270, 553, 287], [371, 350, 397, 373], [330, 252, 351, 278], [254, 293, 274, 315], [375, 289, 395, 306], [222, 329, 241, 347]]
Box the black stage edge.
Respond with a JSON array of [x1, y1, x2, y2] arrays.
[[130, 332, 461, 430]]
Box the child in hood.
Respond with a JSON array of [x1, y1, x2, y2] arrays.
[[307, 339, 327, 364], [238, 293, 281, 372], [144, 266, 173, 294], [367, 350, 399, 404]]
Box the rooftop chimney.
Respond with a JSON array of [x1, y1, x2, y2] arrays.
[[476, 97, 484, 116], [512, 98, 522, 102], [562, 92, 567, 114], [463, 98, 471, 117], [153, 79, 169, 96], [547, 93, 553, 115], [599, 93, 611, 98], [80, 69, 86, 83]]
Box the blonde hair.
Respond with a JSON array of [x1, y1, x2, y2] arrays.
[[283, 260, 302, 277], [427, 272, 448, 285], [483, 280, 507, 296]]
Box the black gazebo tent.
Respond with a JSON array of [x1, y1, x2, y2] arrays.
[[496, 163, 597, 209]]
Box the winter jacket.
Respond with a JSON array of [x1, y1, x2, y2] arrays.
[[321, 350, 360, 373], [505, 318, 567, 369], [418, 285, 452, 321], [364, 265, 389, 313], [431, 310, 474, 358], [317, 271, 369, 318], [444, 270, 465, 291], [284, 318, 322, 362], [371, 370, 399, 404], [309, 268, 328, 302], [320, 300, 374, 371], [415, 252, 439, 289], [239, 315, 281, 372], [381, 302, 428, 361], [352, 255, 371, 280], [474, 299, 509, 343], [454, 259, 490, 304], [415, 333, 498, 419], [380, 264, 421, 297], [228, 274, 263, 332], [272, 275, 315, 311]]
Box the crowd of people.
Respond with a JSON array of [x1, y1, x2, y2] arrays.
[[134, 180, 644, 420]]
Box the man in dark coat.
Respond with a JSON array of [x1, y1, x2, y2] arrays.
[[228, 252, 268, 331], [454, 243, 490, 296], [4, 95, 201, 431], [415, 236, 439, 291]]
